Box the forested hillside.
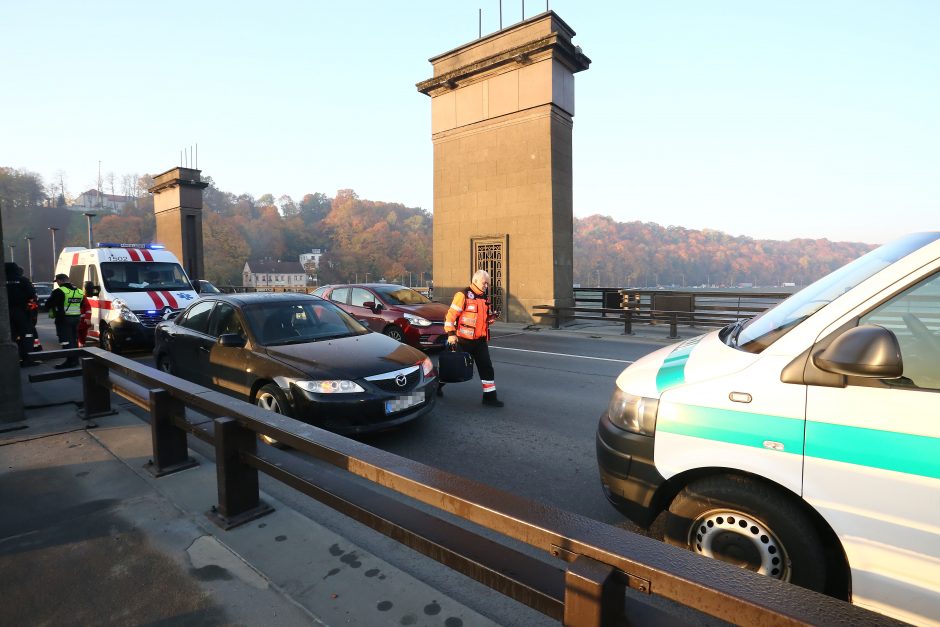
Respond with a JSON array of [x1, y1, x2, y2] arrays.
[[2, 166, 874, 288]]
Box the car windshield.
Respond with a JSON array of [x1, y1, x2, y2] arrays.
[[243, 299, 369, 346], [200, 281, 221, 293], [731, 232, 940, 353], [101, 262, 192, 292], [373, 285, 430, 305]]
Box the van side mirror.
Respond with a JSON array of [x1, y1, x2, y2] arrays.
[[813, 324, 903, 379], [218, 333, 246, 348]]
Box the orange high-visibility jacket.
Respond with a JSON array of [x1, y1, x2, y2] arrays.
[[444, 285, 493, 340]]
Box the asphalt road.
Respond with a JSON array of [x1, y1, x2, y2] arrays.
[[33, 319, 681, 625]]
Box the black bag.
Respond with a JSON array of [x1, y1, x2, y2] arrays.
[[438, 346, 474, 383]]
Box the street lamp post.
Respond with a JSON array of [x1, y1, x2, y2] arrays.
[[82, 213, 97, 249], [24, 236, 33, 279], [7, 243, 14, 263], [48, 227, 59, 272]]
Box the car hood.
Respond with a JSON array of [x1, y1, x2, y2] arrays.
[[264, 332, 426, 379], [393, 301, 449, 322]]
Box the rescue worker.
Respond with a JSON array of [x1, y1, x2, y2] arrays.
[[5, 262, 37, 366], [443, 269, 503, 407], [47, 273, 84, 368]]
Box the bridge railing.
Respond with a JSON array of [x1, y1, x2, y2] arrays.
[[27, 347, 904, 626]]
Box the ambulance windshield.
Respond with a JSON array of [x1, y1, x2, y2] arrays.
[[100, 262, 192, 292], [732, 232, 940, 353]]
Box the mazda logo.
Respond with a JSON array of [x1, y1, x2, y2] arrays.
[[395, 374, 408, 387]]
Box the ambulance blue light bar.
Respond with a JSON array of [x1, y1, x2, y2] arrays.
[[96, 242, 166, 250]]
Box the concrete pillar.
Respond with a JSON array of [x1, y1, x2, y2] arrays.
[[0, 205, 25, 423], [149, 167, 209, 281], [417, 11, 590, 323]]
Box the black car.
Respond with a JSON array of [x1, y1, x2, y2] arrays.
[[153, 293, 437, 436], [33, 282, 54, 310]]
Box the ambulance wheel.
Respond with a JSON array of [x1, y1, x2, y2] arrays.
[[664, 475, 827, 592], [100, 327, 120, 354], [255, 383, 290, 448], [383, 325, 405, 343]]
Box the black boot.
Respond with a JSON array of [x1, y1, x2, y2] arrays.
[[482, 391, 504, 407], [436, 383, 445, 397]]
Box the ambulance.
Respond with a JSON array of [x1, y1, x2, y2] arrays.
[[596, 232, 940, 626], [54, 243, 199, 352]]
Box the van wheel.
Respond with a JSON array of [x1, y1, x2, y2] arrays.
[[383, 325, 405, 343], [664, 475, 827, 592], [100, 327, 120, 354], [255, 383, 290, 447]]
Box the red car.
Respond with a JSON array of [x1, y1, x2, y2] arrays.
[[313, 283, 448, 350]]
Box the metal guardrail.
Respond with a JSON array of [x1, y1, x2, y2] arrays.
[[26, 348, 905, 626]]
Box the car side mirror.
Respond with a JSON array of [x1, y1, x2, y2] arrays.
[[813, 324, 903, 378], [192, 280, 201, 293], [363, 301, 382, 312], [163, 310, 180, 321], [218, 333, 246, 348]]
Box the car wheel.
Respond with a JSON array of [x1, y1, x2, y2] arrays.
[[156, 353, 173, 375], [383, 325, 405, 343], [255, 383, 291, 447], [100, 326, 120, 354], [663, 474, 827, 592]]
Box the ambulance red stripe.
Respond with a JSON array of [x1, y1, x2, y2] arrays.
[[160, 291, 178, 309], [146, 291, 164, 308], [127, 248, 141, 261], [71, 253, 79, 266], [141, 249, 154, 261]]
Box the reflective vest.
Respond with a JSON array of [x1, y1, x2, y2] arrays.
[[445, 286, 491, 341], [58, 285, 84, 316]]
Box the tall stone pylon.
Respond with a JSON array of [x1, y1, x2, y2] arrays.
[[417, 11, 590, 322], [149, 167, 209, 281]]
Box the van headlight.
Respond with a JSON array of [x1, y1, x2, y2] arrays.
[[110, 298, 139, 323], [607, 388, 659, 435], [404, 313, 431, 327]]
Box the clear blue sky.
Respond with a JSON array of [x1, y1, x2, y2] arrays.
[[3, 1, 937, 244]]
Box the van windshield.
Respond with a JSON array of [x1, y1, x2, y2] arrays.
[[731, 232, 940, 353], [101, 262, 192, 292]]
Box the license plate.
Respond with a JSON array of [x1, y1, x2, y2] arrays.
[[385, 391, 425, 414]]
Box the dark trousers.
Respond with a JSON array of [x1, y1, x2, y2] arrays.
[[55, 315, 81, 364], [9, 309, 32, 361], [456, 337, 495, 385]]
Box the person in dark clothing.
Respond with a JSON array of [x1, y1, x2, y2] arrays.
[[5, 262, 37, 366], [47, 273, 84, 368]]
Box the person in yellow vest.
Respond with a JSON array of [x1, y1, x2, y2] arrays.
[[443, 269, 503, 407], [48, 273, 84, 369]]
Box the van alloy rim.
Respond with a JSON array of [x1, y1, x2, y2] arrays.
[[688, 509, 790, 581]]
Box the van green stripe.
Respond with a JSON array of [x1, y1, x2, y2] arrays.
[[657, 404, 804, 454], [658, 405, 940, 480], [655, 341, 698, 393], [806, 422, 940, 480]]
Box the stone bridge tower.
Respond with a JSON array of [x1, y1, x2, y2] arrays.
[[149, 167, 209, 282], [417, 11, 589, 322]]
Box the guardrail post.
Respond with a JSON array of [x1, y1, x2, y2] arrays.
[[207, 417, 273, 530], [145, 389, 198, 477], [669, 312, 679, 339], [77, 356, 118, 420], [563, 555, 625, 627], [553, 308, 560, 329], [622, 310, 633, 335]]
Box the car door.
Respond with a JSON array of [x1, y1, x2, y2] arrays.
[[803, 267, 940, 625], [171, 299, 216, 385], [348, 287, 384, 332], [205, 302, 251, 398]]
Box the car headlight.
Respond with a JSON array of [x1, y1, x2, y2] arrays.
[[294, 380, 365, 394], [419, 357, 434, 377], [607, 388, 659, 435], [110, 298, 139, 323], [404, 313, 432, 327]]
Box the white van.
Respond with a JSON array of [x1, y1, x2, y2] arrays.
[[597, 232, 940, 626], [54, 243, 199, 352]]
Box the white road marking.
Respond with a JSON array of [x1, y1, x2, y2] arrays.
[[489, 345, 635, 364]]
